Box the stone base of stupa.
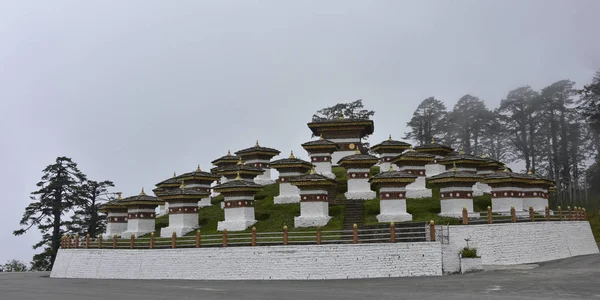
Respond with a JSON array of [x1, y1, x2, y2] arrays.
[[274, 195, 301, 204], [156, 204, 169, 216], [160, 226, 197, 238], [217, 220, 256, 232], [345, 191, 376, 200], [376, 213, 412, 223], [294, 216, 331, 228], [121, 229, 154, 238], [254, 178, 276, 186], [492, 198, 523, 213], [522, 198, 549, 212], [104, 224, 127, 239], [439, 198, 480, 219], [198, 197, 212, 207]]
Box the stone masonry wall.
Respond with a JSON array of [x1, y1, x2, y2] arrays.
[[51, 242, 442, 280], [440, 221, 599, 274]]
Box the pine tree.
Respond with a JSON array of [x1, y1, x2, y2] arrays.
[[13, 157, 86, 270], [66, 180, 115, 238], [404, 97, 448, 145]]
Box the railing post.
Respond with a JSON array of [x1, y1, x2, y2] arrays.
[[545, 206, 550, 221], [150, 232, 155, 249], [60, 236, 64, 248], [578, 207, 582, 221], [74, 234, 79, 249], [529, 206, 535, 222], [462, 207, 468, 225], [98, 234, 103, 249], [352, 224, 358, 244], [85, 233, 90, 249], [283, 226, 288, 245], [67, 235, 71, 249], [196, 230, 201, 248], [511, 206, 516, 223], [316, 226, 322, 245], [113, 234, 118, 249], [171, 232, 176, 249], [568, 206, 572, 220], [390, 222, 396, 243], [487, 206, 492, 224], [251, 227, 256, 246], [223, 229, 228, 247], [558, 206, 562, 220], [130, 234, 135, 249], [583, 208, 588, 220], [429, 220, 436, 242], [574, 206, 578, 220]]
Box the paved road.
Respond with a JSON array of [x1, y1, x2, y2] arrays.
[[1, 254, 599, 300]]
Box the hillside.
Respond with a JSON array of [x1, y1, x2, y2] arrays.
[[154, 166, 498, 235]]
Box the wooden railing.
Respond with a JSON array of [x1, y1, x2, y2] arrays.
[[461, 205, 588, 225], [59, 222, 432, 250]]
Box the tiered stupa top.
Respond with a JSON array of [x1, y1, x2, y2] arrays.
[[290, 169, 338, 188], [234, 141, 280, 166], [270, 152, 313, 176], [337, 150, 379, 168], [212, 174, 263, 194], [301, 137, 339, 153], [437, 151, 487, 172], [307, 118, 374, 140], [153, 173, 180, 197], [215, 158, 265, 180], [210, 150, 241, 174], [414, 139, 454, 157], [175, 165, 220, 192], [370, 135, 411, 154], [369, 168, 418, 188], [116, 188, 164, 206], [477, 155, 505, 173]]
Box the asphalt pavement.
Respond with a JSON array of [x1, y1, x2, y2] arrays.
[[1, 254, 599, 300]]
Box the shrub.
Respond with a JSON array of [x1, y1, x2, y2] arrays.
[[460, 247, 479, 258]]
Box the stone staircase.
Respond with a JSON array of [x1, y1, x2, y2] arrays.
[[343, 200, 365, 230]]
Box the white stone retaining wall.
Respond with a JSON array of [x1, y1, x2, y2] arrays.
[[50, 242, 443, 280], [440, 221, 599, 274]]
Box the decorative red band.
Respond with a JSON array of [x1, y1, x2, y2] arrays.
[[223, 200, 254, 208], [168, 206, 199, 214], [311, 156, 332, 163], [440, 191, 474, 199], [300, 194, 329, 202], [108, 217, 127, 223], [252, 163, 270, 169], [127, 212, 156, 219], [403, 169, 426, 176], [380, 192, 406, 200], [491, 191, 548, 199], [348, 172, 370, 179], [338, 143, 360, 150]]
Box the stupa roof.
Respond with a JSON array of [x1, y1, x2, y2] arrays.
[[99, 199, 125, 212], [213, 175, 263, 193], [211, 150, 241, 165], [307, 118, 374, 136], [438, 151, 487, 165], [290, 170, 337, 187], [116, 189, 163, 206], [301, 138, 339, 149], [216, 161, 265, 175], [520, 171, 555, 186], [155, 173, 181, 188], [338, 151, 379, 166], [370, 135, 411, 153], [414, 140, 454, 154], [160, 184, 210, 199], [270, 152, 313, 169], [369, 169, 418, 184], [390, 150, 436, 163], [176, 165, 220, 181], [427, 169, 483, 184], [235, 141, 280, 156]]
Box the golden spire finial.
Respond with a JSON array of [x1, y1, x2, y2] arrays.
[[409, 145, 415, 152], [355, 148, 361, 154], [173, 172, 176, 178], [180, 180, 186, 189], [140, 187, 146, 195], [237, 157, 244, 165], [255, 140, 260, 147], [503, 166, 509, 173], [289, 150, 295, 159], [319, 134, 324, 140], [117, 192, 122, 200], [527, 168, 533, 175], [227, 149, 231, 156], [459, 148, 465, 155], [452, 163, 458, 172], [309, 166, 317, 174], [388, 165, 394, 172], [388, 134, 392, 141], [338, 113, 344, 119], [234, 172, 242, 180], [196, 164, 201, 172], [431, 137, 436, 144]]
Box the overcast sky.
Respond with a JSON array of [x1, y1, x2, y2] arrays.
[[1, 0, 599, 264]]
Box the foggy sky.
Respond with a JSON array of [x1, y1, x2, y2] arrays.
[[1, 0, 599, 263]]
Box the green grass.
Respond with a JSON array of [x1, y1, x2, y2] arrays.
[[588, 208, 600, 244]]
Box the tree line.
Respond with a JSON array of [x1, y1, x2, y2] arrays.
[[405, 70, 600, 207], [13, 157, 115, 271]]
